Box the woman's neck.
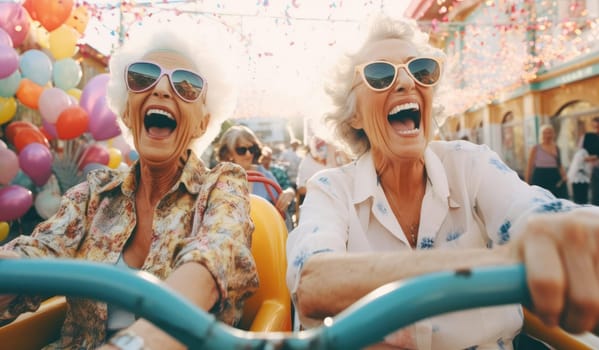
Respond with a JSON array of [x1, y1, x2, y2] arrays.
[[373, 150, 426, 198], [137, 160, 183, 206]]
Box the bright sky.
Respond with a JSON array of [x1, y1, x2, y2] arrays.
[[82, 0, 411, 120]]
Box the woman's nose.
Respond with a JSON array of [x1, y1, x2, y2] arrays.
[[394, 67, 416, 92], [152, 75, 174, 99]]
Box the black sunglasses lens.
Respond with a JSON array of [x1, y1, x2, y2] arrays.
[[363, 62, 396, 90], [172, 70, 204, 101], [127, 62, 161, 91], [408, 58, 440, 86], [235, 145, 260, 156]]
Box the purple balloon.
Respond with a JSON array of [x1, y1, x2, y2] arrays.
[[0, 3, 31, 48], [0, 44, 18, 79], [80, 73, 109, 115], [0, 28, 13, 48], [18, 142, 54, 187], [89, 95, 121, 141], [0, 185, 33, 221], [42, 118, 58, 139]]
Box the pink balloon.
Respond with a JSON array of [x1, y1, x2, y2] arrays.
[[0, 3, 31, 48], [79, 73, 109, 115], [39, 87, 73, 123], [0, 28, 12, 47], [0, 185, 33, 221], [0, 147, 19, 185], [78, 144, 109, 170], [89, 95, 121, 141], [0, 44, 17, 79], [18, 142, 53, 186]]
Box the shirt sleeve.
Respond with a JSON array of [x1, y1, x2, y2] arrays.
[[473, 145, 579, 246], [0, 182, 91, 320], [286, 170, 350, 295], [172, 164, 258, 323]]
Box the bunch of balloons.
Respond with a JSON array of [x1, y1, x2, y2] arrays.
[[0, 1, 138, 241]]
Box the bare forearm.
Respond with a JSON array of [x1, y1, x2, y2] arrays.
[[296, 248, 516, 320], [104, 262, 219, 350]]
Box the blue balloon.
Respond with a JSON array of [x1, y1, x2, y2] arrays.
[[10, 170, 36, 192], [0, 69, 21, 97], [128, 150, 139, 162], [19, 49, 52, 86], [53, 58, 82, 90]]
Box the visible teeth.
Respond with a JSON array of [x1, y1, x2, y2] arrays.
[[397, 129, 420, 135], [146, 108, 174, 119], [388, 102, 419, 115]]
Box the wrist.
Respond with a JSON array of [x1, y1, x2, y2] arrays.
[[108, 330, 148, 350]]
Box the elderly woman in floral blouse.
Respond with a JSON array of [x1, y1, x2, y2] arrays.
[[0, 17, 257, 350]]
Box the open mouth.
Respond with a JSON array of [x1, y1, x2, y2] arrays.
[[144, 108, 177, 138], [388, 102, 421, 136]]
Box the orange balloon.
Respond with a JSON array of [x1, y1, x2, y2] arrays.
[[33, 0, 74, 32], [5, 121, 37, 145], [56, 105, 88, 140], [23, 0, 38, 20], [65, 5, 89, 35], [16, 79, 44, 110], [14, 127, 49, 152]]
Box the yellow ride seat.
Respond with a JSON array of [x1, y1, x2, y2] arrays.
[[237, 194, 292, 331], [0, 194, 292, 349]]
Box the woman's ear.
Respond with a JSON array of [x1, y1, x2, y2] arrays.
[[349, 113, 363, 129], [192, 113, 211, 138], [122, 108, 132, 129]]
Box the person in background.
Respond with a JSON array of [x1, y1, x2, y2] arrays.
[[525, 124, 568, 199], [287, 14, 599, 349], [217, 125, 296, 221], [279, 138, 303, 191], [586, 116, 599, 205], [0, 17, 258, 350], [261, 145, 297, 229], [567, 132, 597, 204]]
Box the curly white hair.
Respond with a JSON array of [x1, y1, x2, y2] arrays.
[[106, 14, 239, 155], [322, 14, 446, 157]]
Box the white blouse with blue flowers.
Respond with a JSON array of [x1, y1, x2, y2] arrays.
[[287, 140, 577, 350]]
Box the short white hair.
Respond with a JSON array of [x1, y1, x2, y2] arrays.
[[106, 14, 239, 155]]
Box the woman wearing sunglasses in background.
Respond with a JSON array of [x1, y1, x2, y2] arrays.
[[0, 17, 258, 350], [216, 125, 296, 229], [287, 15, 599, 349]]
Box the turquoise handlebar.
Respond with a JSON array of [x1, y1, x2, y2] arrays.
[[0, 259, 529, 349]]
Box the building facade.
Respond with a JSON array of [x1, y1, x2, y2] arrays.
[[406, 0, 599, 177]]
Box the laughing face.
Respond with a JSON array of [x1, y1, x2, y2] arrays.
[[351, 38, 433, 162], [122, 51, 209, 168]]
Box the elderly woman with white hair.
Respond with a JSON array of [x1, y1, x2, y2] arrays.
[[287, 14, 599, 349], [0, 16, 257, 350]]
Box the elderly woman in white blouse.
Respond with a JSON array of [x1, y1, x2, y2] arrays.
[[287, 15, 599, 350]]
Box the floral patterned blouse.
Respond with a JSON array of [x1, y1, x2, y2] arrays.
[[287, 141, 580, 350], [0, 151, 259, 350]]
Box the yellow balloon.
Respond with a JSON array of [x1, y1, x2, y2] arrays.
[[67, 88, 82, 101], [48, 24, 80, 60], [65, 5, 90, 35], [0, 96, 17, 125], [31, 20, 50, 49], [0, 221, 9, 242], [107, 147, 123, 169]]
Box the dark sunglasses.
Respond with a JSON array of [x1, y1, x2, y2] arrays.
[[235, 145, 260, 156], [354, 57, 441, 91], [125, 61, 206, 102]]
